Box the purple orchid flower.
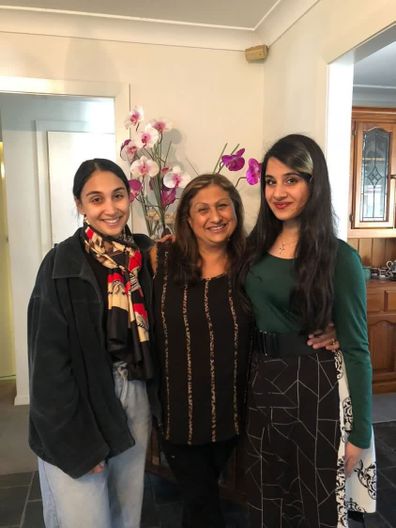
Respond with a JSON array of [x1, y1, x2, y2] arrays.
[[129, 178, 142, 201], [221, 148, 246, 171], [246, 158, 262, 185], [161, 185, 177, 207]]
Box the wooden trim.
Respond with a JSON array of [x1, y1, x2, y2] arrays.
[[348, 228, 396, 238], [352, 107, 396, 122], [373, 381, 396, 394]]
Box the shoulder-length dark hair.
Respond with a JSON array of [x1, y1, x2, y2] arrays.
[[169, 173, 246, 288], [246, 134, 338, 332]]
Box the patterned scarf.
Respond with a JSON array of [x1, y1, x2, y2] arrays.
[[82, 221, 152, 380]]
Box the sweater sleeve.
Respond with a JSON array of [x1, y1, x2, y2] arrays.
[[333, 241, 372, 449], [28, 250, 110, 478]]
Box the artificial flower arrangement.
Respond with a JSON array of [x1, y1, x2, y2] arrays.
[[121, 105, 191, 238], [121, 105, 261, 238]]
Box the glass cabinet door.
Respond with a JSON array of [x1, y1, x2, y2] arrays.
[[352, 122, 396, 229]]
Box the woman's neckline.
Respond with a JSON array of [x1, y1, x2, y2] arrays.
[[266, 252, 295, 262], [201, 272, 227, 281]]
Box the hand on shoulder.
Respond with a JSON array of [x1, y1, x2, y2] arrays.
[[149, 235, 175, 274]]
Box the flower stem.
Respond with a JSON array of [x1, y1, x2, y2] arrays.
[[213, 143, 228, 174]]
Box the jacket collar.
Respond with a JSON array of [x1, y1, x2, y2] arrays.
[[52, 229, 93, 280]]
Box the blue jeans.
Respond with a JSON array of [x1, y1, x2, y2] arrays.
[[38, 363, 151, 528]]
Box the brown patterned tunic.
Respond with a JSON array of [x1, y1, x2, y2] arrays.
[[153, 245, 251, 445]]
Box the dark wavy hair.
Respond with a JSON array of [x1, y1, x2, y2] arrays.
[[246, 134, 338, 332], [169, 173, 247, 300], [73, 158, 129, 199]]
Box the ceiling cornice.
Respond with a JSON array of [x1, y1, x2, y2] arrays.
[[0, 6, 259, 50], [255, 0, 320, 45], [0, 1, 320, 51]]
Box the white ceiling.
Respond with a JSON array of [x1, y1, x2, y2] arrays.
[[354, 41, 396, 87], [0, 0, 280, 29], [353, 40, 396, 107]]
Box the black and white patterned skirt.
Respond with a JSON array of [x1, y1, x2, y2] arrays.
[[244, 349, 376, 528]]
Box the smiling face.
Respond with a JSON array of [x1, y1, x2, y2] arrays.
[[188, 184, 237, 250], [75, 170, 130, 237], [264, 157, 310, 226]]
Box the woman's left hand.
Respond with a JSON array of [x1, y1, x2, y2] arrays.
[[307, 322, 339, 350], [345, 441, 363, 478]]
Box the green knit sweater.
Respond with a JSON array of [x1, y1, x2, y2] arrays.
[[245, 239, 372, 449]]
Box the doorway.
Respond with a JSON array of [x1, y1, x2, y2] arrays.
[[325, 25, 396, 240], [0, 77, 129, 404]]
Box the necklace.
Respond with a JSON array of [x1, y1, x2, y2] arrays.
[[276, 238, 298, 256]]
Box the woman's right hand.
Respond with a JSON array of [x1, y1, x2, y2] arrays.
[[307, 322, 339, 351], [345, 441, 363, 478], [89, 461, 105, 474], [157, 234, 175, 243], [150, 236, 175, 274]]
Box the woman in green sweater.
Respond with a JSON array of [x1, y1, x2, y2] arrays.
[[244, 134, 376, 527]]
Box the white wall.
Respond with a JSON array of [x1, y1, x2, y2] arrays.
[[0, 31, 264, 404], [0, 32, 264, 169]]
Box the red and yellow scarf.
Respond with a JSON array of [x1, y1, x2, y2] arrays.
[[83, 222, 152, 379]]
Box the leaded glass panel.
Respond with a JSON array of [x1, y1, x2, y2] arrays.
[[360, 128, 390, 222]]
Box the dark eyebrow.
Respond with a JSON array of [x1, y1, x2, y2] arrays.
[[85, 187, 126, 197], [265, 172, 301, 178]]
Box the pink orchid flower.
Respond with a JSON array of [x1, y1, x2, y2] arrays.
[[150, 118, 172, 134], [246, 158, 262, 185], [124, 106, 144, 128], [161, 185, 177, 207], [120, 138, 143, 163], [163, 166, 191, 189], [128, 179, 143, 201], [138, 124, 159, 148], [221, 148, 246, 171], [130, 156, 159, 178]]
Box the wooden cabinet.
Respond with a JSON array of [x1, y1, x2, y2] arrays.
[[367, 279, 396, 393], [349, 107, 396, 238]]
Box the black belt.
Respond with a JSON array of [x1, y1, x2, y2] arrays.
[[254, 329, 317, 358]]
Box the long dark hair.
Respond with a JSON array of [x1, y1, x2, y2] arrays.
[[246, 134, 338, 332], [169, 173, 247, 296]]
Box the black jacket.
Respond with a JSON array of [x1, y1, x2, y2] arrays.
[[28, 229, 154, 478]]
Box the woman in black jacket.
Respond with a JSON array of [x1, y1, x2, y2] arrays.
[[28, 158, 154, 528]]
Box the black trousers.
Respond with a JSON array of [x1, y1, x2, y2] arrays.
[[161, 437, 238, 528]]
